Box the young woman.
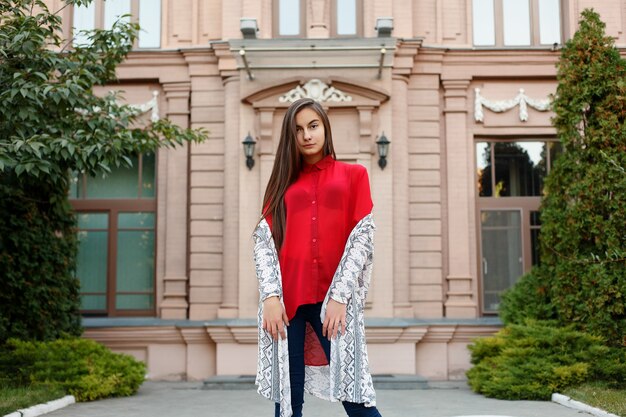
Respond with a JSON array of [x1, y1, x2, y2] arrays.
[[253, 98, 382, 417]]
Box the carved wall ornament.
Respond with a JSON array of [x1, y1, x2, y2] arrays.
[[279, 79, 353, 103], [474, 88, 551, 122], [129, 90, 160, 122], [75, 90, 160, 122]]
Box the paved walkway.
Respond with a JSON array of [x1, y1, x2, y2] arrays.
[[44, 381, 592, 417]]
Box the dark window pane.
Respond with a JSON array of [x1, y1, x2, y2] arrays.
[[118, 212, 155, 229], [530, 210, 541, 226], [77, 213, 109, 229], [116, 294, 154, 310], [549, 141, 563, 170], [116, 229, 154, 292], [476, 142, 492, 197], [81, 295, 107, 310], [116, 211, 155, 310], [86, 155, 139, 198], [531, 228, 541, 266], [530, 210, 541, 266], [69, 172, 81, 199], [141, 153, 156, 198], [494, 142, 546, 197], [76, 216, 108, 312]]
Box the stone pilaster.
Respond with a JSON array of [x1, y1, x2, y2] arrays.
[[218, 74, 241, 319], [160, 82, 191, 320], [442, 79, 477, 318]]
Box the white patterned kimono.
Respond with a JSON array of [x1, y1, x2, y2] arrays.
[[253, 214, 377, 417]]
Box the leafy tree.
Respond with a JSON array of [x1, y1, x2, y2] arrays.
[[0, 0, 206, 341], [501, 9, 626, 346]]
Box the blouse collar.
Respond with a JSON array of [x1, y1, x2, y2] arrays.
[[302, 154, 334, 173]]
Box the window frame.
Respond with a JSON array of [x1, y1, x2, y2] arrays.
[[71, 154, 157, 317], [273, 0, 306, 38], [70, 0, 161, 49], [330, 0, 363, 38], [273, 0, 363, 38], [475, 138, 559, 315], [473, 0, 563, 47]]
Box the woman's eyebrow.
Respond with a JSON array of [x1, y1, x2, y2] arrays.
[[295, 118, 320, 128]]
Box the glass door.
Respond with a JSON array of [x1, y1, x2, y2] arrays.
[[480, 209, 523, 312]]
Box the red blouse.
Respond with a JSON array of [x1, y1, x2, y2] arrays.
[[267, 155, 373, 321]]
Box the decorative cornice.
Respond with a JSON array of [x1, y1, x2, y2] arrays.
[[474, 88, 551, 123], [278, 79, 352, 103]]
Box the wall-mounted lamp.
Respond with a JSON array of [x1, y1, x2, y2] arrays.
[[239, 49, 254, 80], [377, 46, 386, 79], [242, 132, 256, 170], [375, 17, 394, 38], [376, 132, 390, 170]]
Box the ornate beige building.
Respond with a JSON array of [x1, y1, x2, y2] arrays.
[[48, 0, 626, 380]]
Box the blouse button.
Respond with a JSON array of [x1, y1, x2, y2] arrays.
[[312, 200, 316, 204], [313, 259, 318, 263], [312, 238, 317, 243], [312, 217, 316, 221]]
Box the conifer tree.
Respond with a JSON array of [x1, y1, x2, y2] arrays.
[[539, 9, 626, 345]]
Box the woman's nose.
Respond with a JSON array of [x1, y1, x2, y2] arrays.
[[303, 129, 312, 140]]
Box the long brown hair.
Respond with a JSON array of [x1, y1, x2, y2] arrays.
[[261, 98, 336, 251]]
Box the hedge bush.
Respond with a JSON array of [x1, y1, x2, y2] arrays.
[[467, 321, 626, 400], [0, 182, 82, 342], [0, 338, 145, 401]]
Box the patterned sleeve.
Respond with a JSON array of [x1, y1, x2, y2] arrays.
[[253, 221, 282, 301], [327, 214, 375, 305]]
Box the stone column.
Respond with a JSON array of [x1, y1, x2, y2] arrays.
[[160, 82, 192, 319], [392, 74, 413, 318], [218, 75, 241, 319], [441, 79, 477, 318]]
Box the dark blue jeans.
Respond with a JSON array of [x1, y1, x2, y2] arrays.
[[274, 303, 382, 417]]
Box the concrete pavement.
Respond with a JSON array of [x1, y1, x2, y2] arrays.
[[44, 381, 595, 417]]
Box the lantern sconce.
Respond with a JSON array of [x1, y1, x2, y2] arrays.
[[376, 132, 390, 170], [242, 132, 256, 170]]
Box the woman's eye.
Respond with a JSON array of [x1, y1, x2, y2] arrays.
[[311, 123, 318, 129]]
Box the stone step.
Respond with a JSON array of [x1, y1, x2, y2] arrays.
[[202, 374, 429, 390]]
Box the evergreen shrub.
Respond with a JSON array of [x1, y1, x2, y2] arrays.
[[467, 321, 626, 400], [499, 266, 557, 325], [0, 338, 145, 401]]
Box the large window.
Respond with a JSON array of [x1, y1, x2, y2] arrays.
[[274, 0, 362, 37], [476, 140, 561, 312], [70, 153, 156, 316], [472, 0, 561, 47], [73, 0, 161, 48]]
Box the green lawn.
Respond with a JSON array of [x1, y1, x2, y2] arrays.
[[0, 385, 66, 416], [563, 382, 626, 417]]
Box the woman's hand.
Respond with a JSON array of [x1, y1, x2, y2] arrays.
[[323, 299, 347, 341], [262, 296, 289, 340]]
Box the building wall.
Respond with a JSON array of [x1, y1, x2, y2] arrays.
[[44, 0, 626, 381]]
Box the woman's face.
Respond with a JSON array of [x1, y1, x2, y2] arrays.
[[295, 107, 326, 165]]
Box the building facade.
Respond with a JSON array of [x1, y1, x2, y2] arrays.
[[48, 0, 626, 380]]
